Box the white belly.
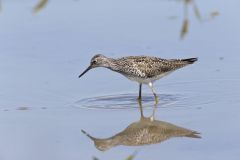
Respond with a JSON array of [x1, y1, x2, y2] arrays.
[[125, 72, 172, 84]]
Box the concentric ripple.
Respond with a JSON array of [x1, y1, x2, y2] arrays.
[[73, 79, 240, 110], [73, 93, 188, 110]]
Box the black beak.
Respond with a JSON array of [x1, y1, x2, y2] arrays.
[[78, 66, 92, 78], [81, 129, 97, 141]]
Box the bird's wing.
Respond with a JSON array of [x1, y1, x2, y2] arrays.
[[118, 56, 177, 78]]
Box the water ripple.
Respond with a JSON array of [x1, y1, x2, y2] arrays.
[[73, 93, 191, 110], [73, 79, 240, 110]]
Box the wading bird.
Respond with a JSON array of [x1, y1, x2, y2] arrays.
[[79, 54, 197, 103]]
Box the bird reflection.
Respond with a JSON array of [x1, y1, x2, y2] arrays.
[[82, 101, 201, 151]]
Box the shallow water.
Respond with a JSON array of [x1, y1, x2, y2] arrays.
[[0, 0, 240, 160]]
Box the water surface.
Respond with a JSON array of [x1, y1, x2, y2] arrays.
[[0, 0, 240, 160]]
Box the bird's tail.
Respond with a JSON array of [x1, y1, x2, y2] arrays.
[[185, 131, 201, 138], [181, 58, 198, 64]]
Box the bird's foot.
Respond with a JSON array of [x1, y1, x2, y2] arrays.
[[150, 115, 154, 122], [137, 96, 142, 103], [154, 94, 159, 105]]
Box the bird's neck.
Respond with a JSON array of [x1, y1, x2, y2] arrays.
[[104, 58, 119, 71]]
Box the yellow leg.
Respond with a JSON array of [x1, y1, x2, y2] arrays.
[[148, 82, 159, 105], [150, 100, 158, 121]]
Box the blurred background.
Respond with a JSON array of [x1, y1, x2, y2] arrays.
[[0, 0, 240, 160]]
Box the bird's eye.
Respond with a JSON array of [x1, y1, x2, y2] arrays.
[[92, 60, 97, 64]]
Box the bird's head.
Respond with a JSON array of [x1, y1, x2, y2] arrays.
[[78, 54, 109, 78], [81, 129, 115, 151]]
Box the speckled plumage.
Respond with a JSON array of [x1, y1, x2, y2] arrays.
[[112, 55, 197, 83], [79, 54, 197, 102], [81, 114, 200, 151]]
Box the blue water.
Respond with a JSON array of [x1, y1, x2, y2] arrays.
[[0, 0, 240, 160]]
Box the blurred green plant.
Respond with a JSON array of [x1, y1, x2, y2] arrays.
[[180, 0, 201, 39], [33, 0, 48, 14], [125, 151, 137, 160], [0, 0, 219, 40], [179, 0, 219, 39], [210, 11, 220, 18], [92, 156, 100, 160], [0, 0, 49, 14], [92, 151, 137, 160]]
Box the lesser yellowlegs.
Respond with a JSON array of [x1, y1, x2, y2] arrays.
[[78, 54, 197, 103]]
